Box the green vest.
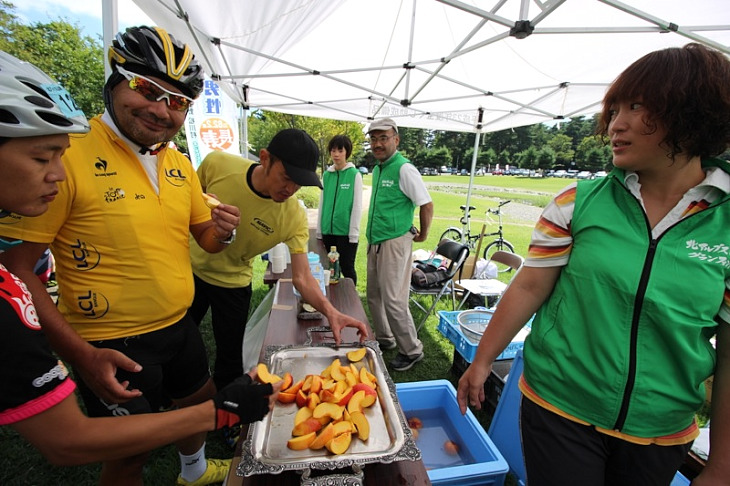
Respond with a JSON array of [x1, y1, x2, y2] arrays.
[[366, 152, 416, 245], [524, 158, 730, 437], [320, 166, 358, 236]]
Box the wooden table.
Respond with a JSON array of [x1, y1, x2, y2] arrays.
[[225, 278, 430, 485]]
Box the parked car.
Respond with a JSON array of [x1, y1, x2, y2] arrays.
[[358, 166, 369, 174], [459, 169, 468, 175], [576, 171, 593, 179], [552, 169, 567, 178], [594, 170, 608, 178]]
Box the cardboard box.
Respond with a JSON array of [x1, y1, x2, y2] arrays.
[[460, 255, 478, 279]]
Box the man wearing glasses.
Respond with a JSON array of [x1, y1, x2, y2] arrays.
[[0, 26, 239, 486], [365, 118, 433, 371]]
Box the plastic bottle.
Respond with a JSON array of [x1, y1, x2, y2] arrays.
[[327, 246, 341, 284]]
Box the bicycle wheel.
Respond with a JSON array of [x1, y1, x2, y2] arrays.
[[440, 227, 464, 245], [483, 239, 516, 272]]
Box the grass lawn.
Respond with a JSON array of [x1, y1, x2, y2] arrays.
[[0, 175, 552, 485]]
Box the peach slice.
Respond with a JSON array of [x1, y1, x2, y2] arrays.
[[306, 392, 321, 410], [332, 420, 353, 438], [309, 375, 323, 395], [283, 378, 304, 395], [302, 374, 313, 393], [346, 347, 367, 362], [359, 367, 376, 389], [277, 391, 297, 404], [352, 383, 376, 398], [308, 423, 334, 450], [349, 363, 360, 377], [294, 406, 313, 426], [360, 393, 376, 408], [321, 378, 336, 391], [350, 411, 370, 441], [336, 387, 354, 406], [334, 380, 347, 396], [347, 390, 366, 414], [279, 372, 293, 391], [330, 365, 346, 382], [313, 402, 344, 421], [292, 417, 322, 437], [325, 431, 352, 455], [408, 417, 423, 429], [256, 363, 282, 384], [320, 388, 338, 403], [295, 389, 308, 408], [287, 431, 316, 450], [345, 371, 357, 387], [202, 193, 221, 209]]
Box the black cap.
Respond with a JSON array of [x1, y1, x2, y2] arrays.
[[267, 129, 322, 188]]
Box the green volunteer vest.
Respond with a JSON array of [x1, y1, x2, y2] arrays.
[[524, 158, 730, 437], [320, 167, 358, 236], [366, 152, 416, 245]]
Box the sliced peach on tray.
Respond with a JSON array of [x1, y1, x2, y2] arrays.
[[256, 363, 282, 384], [359, 367, 376, 389], [287, 431, 316, 450], [313, 402, 344, 421], [309, 375, 323, 395], [350, 411, 370, 441], [295, 389, 308, 408], [349, 363, 360, 377], [306, 392, 321, 410], [347, 390, 366, 414], [330, 365, 346, 382], [336, 387, 354, 407], [345, 371, 357, 387], [309, 423, 334, 450], [325, 431, 352, 455], [283, 378, 304, 395], [331, 420, 353, 438], [292, 417, 323, 437], [294, 406, 313, 426], [346, 347, 367, 363]]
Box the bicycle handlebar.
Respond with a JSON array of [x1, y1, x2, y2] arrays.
[[487, 200, 510, 214]]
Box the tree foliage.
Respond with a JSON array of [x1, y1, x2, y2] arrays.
[[1, 2, 104, 117]]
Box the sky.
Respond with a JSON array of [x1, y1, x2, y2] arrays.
[[13, 0, 153, 39]]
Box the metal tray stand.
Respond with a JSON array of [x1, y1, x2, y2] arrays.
[[237, 340, 421, 481]]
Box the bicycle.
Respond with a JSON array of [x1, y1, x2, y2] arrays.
[[439, 200, 516, 272]]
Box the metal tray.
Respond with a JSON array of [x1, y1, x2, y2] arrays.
[[238, 340, 420, 478]]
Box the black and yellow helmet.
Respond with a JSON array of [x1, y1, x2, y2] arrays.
[[108, 26, 204, 99]]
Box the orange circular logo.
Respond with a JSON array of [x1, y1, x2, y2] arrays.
[[199, 118, 235, 151]]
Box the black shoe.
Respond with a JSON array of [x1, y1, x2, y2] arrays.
[[378, 340, 397, 351], [390, 352, 424, 371]]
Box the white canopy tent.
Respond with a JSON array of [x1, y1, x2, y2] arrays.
[[112, 0, 730, 226]]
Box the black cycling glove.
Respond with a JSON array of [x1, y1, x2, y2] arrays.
[[213, 374, 274, 429]]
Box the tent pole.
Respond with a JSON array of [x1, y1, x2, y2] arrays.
[[101, 0, 118, 80], [462, 108, 484, 242]]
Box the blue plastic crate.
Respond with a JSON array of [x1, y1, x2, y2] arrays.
[[397, 380, 508, 486], [437, 310, 531, 363]]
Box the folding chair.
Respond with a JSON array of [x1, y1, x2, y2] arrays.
[[456, 250, 524, 309], [409, 239, 470, 332]]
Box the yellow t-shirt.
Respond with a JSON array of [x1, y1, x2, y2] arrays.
[[0, 116, 211, 340], [190, 152, 309, 288]]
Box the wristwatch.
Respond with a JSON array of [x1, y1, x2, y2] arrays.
[[216, 229, 236, 245]]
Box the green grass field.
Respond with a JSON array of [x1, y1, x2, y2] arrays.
[[0, 175, 554, 485]]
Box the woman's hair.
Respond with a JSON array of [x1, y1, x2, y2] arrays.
[[597, 43, 730, 159], [327, 134, 353, 159]]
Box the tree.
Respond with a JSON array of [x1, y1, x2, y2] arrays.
[[1, 3, 105, 117], [420, 146, 452, 169], [547, 133, 575, 168], [518, 146, 539, 170], [537, 147, 557, 171]]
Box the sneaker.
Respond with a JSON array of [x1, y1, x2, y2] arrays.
[[221, 424, 241, 449], [378, 340, 397, 351], [390, 352, 424, 371], [176, 458, 231, 486]]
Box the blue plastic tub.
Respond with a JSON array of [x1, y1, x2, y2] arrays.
[[396, 380, 508, 485], [438, 310, 531, 363]]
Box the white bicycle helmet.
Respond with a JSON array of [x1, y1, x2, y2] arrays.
[[108, 26, 204, 99], [0, 50, 89, 137]]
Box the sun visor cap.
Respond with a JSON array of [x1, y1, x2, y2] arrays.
[[267, 129, 322, 188], [367, 117, 398, 134]]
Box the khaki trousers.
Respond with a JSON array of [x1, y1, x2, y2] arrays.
[[366, 232, 423, 357]]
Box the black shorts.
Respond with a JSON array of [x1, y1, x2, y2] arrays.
[[75, 313, 211, 417]]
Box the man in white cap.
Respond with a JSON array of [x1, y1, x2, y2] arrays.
[[365, 118, 433, 371]]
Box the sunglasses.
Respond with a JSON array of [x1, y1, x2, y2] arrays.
[[117, 66, 194, 111]]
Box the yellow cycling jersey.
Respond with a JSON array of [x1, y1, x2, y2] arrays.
[[0, 116, 211, 341], [190, 152, 309, 288]]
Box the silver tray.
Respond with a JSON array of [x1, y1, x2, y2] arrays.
[[237, 340, 420, 478]]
